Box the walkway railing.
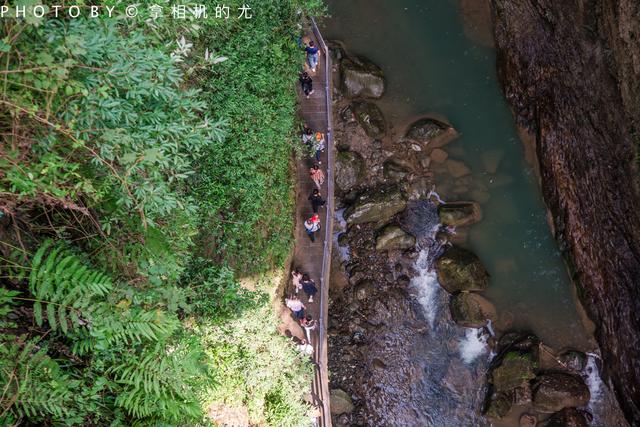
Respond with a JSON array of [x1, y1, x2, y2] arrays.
[[310, 16, 333, 427]]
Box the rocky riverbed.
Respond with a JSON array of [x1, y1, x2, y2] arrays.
[[325, 37, 625, 426]]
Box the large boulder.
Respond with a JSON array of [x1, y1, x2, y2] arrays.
[[336, 151, 365, 192], [532, 373, 590, 413], [344, 188, 407, 225], [352, 101, 386, 138], [436, 246, 489, 293], [450, 292, 497, 328], [543, 408, 590, 427], [439, 202, 482, 227], [485, 391, 512, 419], [492, 351, 537, 392], [405, 118, 451, 144], [340, 56, 385, 99], [375, 225, 415, 251], [330, 389, 354, 415]]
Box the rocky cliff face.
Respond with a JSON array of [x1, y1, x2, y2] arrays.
[[490, 0, 640, 424]]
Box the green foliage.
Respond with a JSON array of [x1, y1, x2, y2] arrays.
[[182, 257, 267, 321], [0, 0, 323, 425], [201, 304, 312, 426]]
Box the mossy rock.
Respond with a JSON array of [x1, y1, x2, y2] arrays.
[[492, 351, 537, 392], [485, 391, 513, 419], [436, 246, 489, 293], [352, 101, 386, 138], [449, 292, 496, 328], [375, 225, 415, 251], [383, 158, 410, 182], [330, 389, 354, 415], [336, 151, 365, 192], [438, 202, 482, 227], [340, 56, 385, 99], [344, 188, 407, 225], [405, 117, 450, 143]]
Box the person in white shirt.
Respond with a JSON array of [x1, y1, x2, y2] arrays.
[[285, 295, 305, 319]]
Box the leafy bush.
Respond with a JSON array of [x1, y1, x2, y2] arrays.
[[0, 0, 324, 425]]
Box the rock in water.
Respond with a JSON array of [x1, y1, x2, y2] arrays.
[[335, 151, 364, 192], [449, 292, 496, 328], [352, 101, 386, 138], [430, 148, 449, 163], [344, 188, 406, 225], [375, 225, 415, 251], [405, 117, 451, 144], [330, 389, 354, 415], [446, 159, 472, 178], [492, 351, 537, 392], [485, 391, 512, 419], [438, 201, 482, 227], [543, 407, 591, 427], [340, 56, 385, 99], [436, 246, 489, 293], [532, 372, 590, 413]]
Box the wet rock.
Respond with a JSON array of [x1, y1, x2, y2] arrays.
[[449, 292, 497, 328], [485, 391, 512, 419], [340, 56, 385, 99], [446, 159, 472, 178], [438, 201, 482, 227], [435, 246, 489, 293], [519, 413, 537, 427], [338, 232, 349, 247], [336, 151, 365, 192], [543, 407, 591, 427], [382, 159, 410, 181], [352, 101, 386, 138], [532, 373, 590, 413], [344, 188, 407, 225], [375, 225, 415, 251], [404, 177, 432, 201], [354, 280, 376, 301], [330, 389, 355, 415], [430, 148, 449, 163], [492, 351, 537, 392], [405, 117, 451, 144], [558, 350, 587, 372]]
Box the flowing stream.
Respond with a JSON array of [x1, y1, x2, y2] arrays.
[[323, 0, 620, 425]]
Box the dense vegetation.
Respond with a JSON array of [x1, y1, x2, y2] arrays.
[[0, 1, 322, 425]]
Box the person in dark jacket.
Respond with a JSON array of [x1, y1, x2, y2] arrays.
[[299, 71, 313, 98], [308, 189, 326, 213], [300, 274, 318, 303]]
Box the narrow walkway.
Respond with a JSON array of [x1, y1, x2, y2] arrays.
[[290, 19, 333, 427]]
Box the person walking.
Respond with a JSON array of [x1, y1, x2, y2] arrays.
[[299, 71, 314, 98], [304, 214, 321, 242], [285, 295, 305, 319], [300, 315, 317, 342], [291, 268, 303, 294], [312, 131, 325, 164], [300, 274, 318, 303], [305, 40, 320, 73], [308, 189, 325, 213], [309, 164, 325, 189], [302, 126, 314, 149]]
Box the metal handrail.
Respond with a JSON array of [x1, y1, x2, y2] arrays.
[[310, 16, 333, 427]]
